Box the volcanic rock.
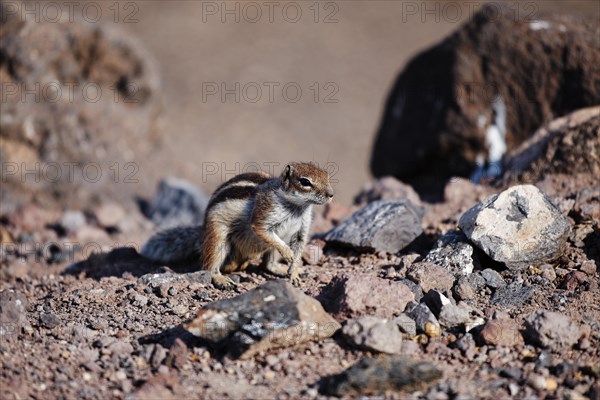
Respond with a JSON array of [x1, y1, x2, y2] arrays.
[[317, 274, 414, 320], [324, 200, 422, 253], [184, 280, 340, 358]]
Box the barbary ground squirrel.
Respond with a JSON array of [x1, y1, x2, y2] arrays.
[[141, 162, 334, 289]]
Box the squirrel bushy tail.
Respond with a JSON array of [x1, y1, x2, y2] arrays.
[[140, 226, 203, 265]]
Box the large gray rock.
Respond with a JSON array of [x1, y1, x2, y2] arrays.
[[185, 280, 340, 359], [342, 316, 403, 354], [524, 310, 580, 351], [320, 356, 442, 396], [324, 200, 422, 253], [143, 178, 208, 229], [459, 185, 571, 270]]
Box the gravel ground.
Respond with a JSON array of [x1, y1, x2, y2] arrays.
[[1, 173, 598, 399]]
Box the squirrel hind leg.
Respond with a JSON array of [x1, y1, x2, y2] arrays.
[[221, 254, 239, 273], [222, 246, 253, 273]]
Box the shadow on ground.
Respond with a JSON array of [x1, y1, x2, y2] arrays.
[[62, 247, 199, 280]]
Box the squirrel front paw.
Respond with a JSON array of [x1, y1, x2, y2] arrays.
[[287, 264, 302, 286], [289, 270, 301, 287], [212, 274, 238, 290]]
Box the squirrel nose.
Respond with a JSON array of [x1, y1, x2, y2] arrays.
[[326, 187, 334, 198]]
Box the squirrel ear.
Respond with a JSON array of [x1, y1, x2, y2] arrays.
[[280, 164, 293, 187]]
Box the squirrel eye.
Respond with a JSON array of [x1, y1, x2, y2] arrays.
[[299, 178, 312, 187]]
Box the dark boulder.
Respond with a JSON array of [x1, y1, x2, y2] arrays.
[[371, 4, 599, 197]]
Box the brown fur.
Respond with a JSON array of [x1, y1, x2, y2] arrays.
[[142, 163, 333, 289], [202, 162, 333, 289]]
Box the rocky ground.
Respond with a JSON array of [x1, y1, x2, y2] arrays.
[[1, 123, 598, 398], [1, 1, 599, 399]]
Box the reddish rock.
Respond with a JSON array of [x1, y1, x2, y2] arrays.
[[453, 277, 476, 301], [406, 262, 454, 293], [128, 373, 181, 400], [524, 310, 580, 350], [504, 107, 600, 184], [479, 319, 524, 347], [166, 338, 188, 370], [318, 274, 415, 320], [9, 205, 61, 232], [443, 178, 486, 206], [342, 316, 403, 354], [560, 271, 588, 291]]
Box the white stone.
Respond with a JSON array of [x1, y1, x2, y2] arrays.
[[459, 185, 571, 270]]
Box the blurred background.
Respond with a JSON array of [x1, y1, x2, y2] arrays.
[[1, 0, 598, 211]]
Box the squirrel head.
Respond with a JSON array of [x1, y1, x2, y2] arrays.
[[279, 162, 334, 206]]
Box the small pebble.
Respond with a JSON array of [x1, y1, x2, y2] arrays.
[[157, 365, 169, 375], [529, 374, 547, 391], [265, 355, 279, 367], [264, 370, 276, 380], [578, 338, 591, 350], [546, 378, 558, 391], [540, 265, 557, 282], [424, 322, 441, 338]]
